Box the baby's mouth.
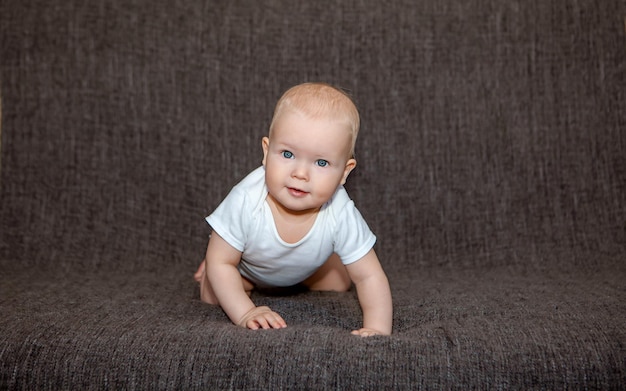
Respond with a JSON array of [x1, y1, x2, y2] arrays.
[[287, 187, 309, 197]]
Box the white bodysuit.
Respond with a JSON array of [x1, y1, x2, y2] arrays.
[[206, 166, 376, 287]]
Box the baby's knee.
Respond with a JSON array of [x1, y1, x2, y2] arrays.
[[334, 277, 353, 292]]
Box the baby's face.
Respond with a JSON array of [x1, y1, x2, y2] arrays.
[[262, 110, 356, 215]]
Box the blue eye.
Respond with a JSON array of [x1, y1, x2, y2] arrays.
[[316, 159, 329, 167], [282, 151, 294, 159]]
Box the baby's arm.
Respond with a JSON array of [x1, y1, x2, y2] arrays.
[[345, 249, 393, 336], [205, 232, 286, 330]]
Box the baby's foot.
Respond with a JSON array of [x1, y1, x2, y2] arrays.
[[194, 261, 205, 283]]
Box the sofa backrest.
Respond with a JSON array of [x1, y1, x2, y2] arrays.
[[1, 0, 624, 274]]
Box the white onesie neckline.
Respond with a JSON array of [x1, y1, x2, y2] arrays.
[[262, 196, 325, 247]]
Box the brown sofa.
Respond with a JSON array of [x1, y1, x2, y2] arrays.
[[1, 0, 625, 389]]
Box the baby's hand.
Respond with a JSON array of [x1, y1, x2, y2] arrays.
[[238, 306, 287, 330], [351, 327, 387, 337]]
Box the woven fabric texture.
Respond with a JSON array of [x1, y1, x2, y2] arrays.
[[1, 0, 625, 389]]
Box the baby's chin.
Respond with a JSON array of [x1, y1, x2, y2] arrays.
[[266, 192, 315, 214]]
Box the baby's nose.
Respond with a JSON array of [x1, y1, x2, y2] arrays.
[[291, 163, 309, 180]]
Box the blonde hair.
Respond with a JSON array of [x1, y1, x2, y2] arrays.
[[269, 82, 360, 158]]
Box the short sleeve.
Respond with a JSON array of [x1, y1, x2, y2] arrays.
[[333, 200, 377, 265], [205, 187, 248, 252]]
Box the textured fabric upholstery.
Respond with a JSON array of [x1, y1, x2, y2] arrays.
[[1, 1, 624, 389]]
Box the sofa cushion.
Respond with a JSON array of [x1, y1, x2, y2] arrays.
[[1, 0, 624, 388]]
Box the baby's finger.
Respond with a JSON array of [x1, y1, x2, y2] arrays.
[[244, 318, 260, 330], [255, 316, 272, 330], [257, 313, 282, 329], [268, 312, 287, 329], [351, 328, 381, 337], [251, 313, 275, 330]]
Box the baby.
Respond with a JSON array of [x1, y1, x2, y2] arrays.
[[195, 82, 392, 337]]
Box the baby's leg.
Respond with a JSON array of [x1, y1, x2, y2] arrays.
[[196, 260, 254, 304], [303, 253, 352, 292]]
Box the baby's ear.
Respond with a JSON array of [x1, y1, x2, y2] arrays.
[[341, 158, 357, 185], [261, 137, 270, 166]]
